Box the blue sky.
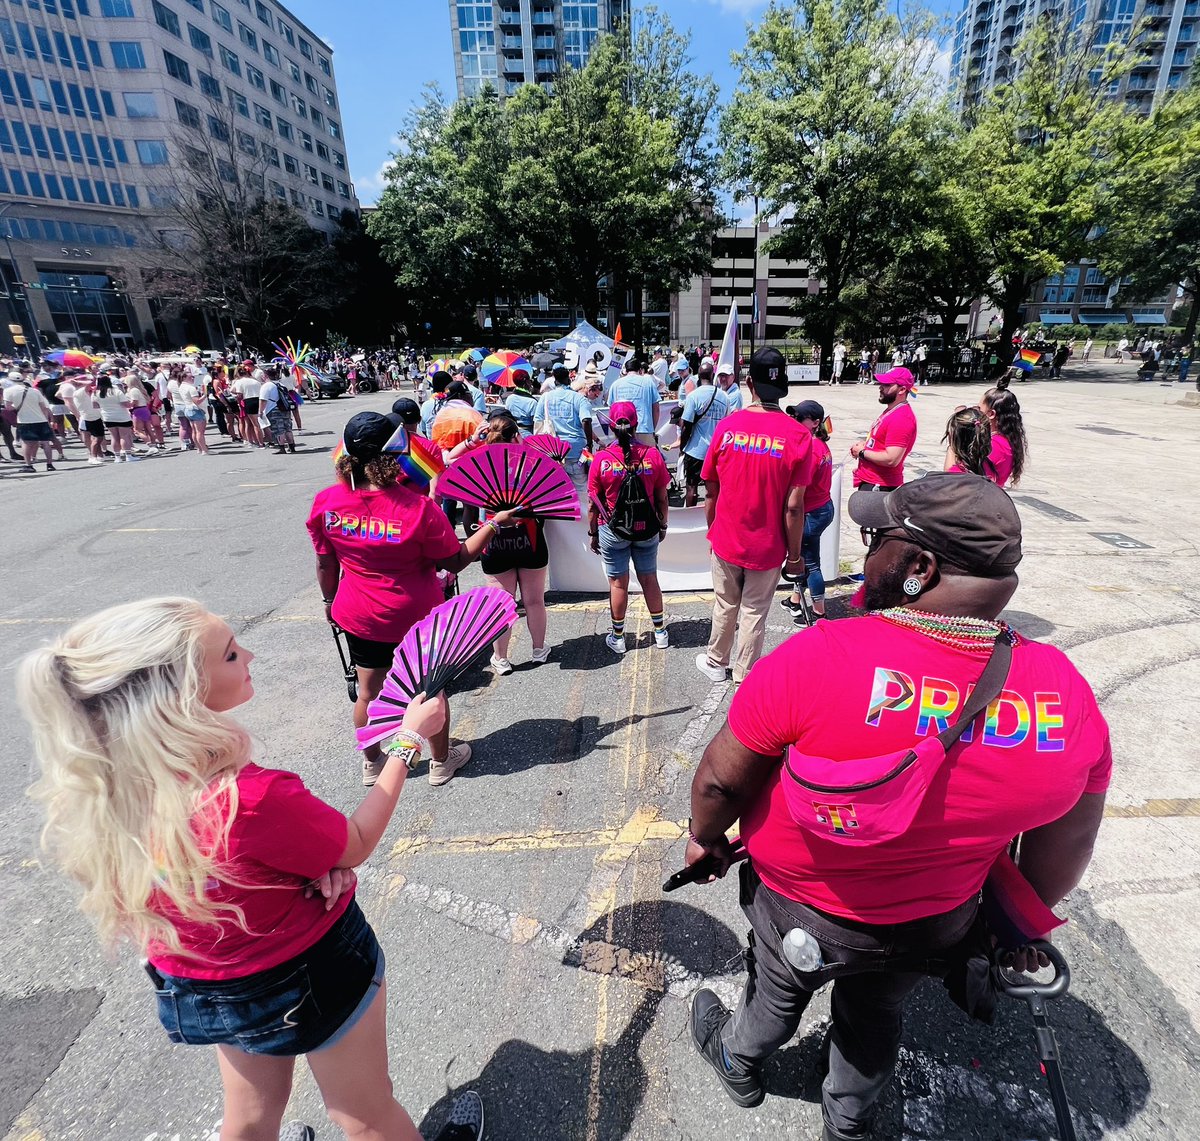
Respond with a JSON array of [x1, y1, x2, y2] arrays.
[[282, 0, 956, 206]]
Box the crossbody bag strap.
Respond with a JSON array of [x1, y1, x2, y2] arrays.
[[937, 631, 1014, 753]]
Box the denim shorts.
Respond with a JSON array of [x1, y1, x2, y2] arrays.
[[153, 898, 385, 1056], [598, 523, 660, 579]]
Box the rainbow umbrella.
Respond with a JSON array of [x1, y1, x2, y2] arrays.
[[44, 349, 100, 368], [459, 347, 486, 363], [481, 350, 532, 389], [427, 358, 453, 377], [272, 337, 327, 386]]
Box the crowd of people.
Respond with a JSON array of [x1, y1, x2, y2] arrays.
[[17, 335, 1115, 1141]]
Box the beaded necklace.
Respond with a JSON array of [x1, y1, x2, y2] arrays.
[[872, 607, 1016, 652]]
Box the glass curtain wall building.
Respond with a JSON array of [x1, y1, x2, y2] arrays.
[[950, 0, 1195, 328], [449, 0, 630, 100], [0, 0, 357, 353]]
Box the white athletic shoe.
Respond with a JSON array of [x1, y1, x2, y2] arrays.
[[695, 654, 727, 682], [654, 628, 669, 648], [605, 633, 626, 655], [490, 655, 513, 675], [530, 645, 551, 664]]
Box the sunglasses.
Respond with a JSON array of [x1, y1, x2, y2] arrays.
[[860, 527, 912, 553]]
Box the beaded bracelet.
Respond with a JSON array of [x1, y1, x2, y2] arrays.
[[687, 819, 723, 851], [383, 731, 428, 756]]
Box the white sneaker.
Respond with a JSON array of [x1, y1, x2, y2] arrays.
[[605, 633, 626, 655], [695, 653, 727, 682], [490, 654, 513, 675], [87, 457, 103, 466], [654, 628, 669, 648], [530, 645, 551, 664], [118, 453, 128, 462]]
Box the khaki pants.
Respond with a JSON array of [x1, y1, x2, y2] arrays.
[[707, 554, 782, 682]]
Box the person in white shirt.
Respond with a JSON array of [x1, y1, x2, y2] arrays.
[[232, 364, 265, 448], [95, 376, 136, 462], [259, 368, 296, 454], [177, 373, 209, 455], [152, 367, 173, 430], [650, 349, 670, 389], [1083, 337, 1094, 362], [831, 340, 846, 385], [4, 378, 55, 471], [71, 377, 107, 464], [914, 342, 929, 386]]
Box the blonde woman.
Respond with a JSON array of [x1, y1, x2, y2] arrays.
[[17, 598, 485, 1141]]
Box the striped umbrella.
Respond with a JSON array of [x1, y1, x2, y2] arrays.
[[44, 349, 100, 368], [459, 347, 486, 363], [481, 350, 532, 389], [426, 357, 453, 377]]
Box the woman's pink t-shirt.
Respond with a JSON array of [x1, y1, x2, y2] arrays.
[[148, 765, 350, 980], [804, 435, 833, 512], [727, 617, 1111, 923], [986, 433, 1014, 486], [587, 442, 670, 530], [307, 482, 462, 642]]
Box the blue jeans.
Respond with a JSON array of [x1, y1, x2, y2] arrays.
[[800, 500, 835, 602]]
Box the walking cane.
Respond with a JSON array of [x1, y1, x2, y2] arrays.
[[996, 940, 1077, 1141], [331, 624, 358, 703]]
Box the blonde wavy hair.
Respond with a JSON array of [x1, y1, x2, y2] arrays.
[[16, 597, 252, 954]]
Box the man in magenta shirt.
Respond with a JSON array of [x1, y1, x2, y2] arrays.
[[685, 474, 1110, 1140], [850, 366, 918, 490], [697, 347, 814, 685]]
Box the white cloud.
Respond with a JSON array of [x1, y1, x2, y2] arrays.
[[709, 0, 769, 13], [352, 158, 396, 205]]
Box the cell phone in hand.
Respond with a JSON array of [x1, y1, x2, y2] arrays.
[[662, 838, 746, 893]]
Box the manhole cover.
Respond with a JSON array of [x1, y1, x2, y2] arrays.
[[1090, 532, 1152, 550], [1012, 496, 1088, 523]]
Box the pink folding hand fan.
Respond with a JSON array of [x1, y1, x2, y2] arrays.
[[355, 586, 518, 750], [439, 443, 581, 519]]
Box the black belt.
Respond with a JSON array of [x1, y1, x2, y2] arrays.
[[855, 483, 899, 492]]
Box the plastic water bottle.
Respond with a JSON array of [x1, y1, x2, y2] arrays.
[[782, 927, 824, 972]]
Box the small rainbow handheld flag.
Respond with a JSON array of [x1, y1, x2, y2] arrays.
[[1015, 348, 1041, 372], [397, 433, 445, 490]]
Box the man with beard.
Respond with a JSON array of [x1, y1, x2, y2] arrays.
[[850, 367, 918, 491], [685, 474, 1110, 1141]]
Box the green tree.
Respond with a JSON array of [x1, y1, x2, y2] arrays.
[[1099, 79, 1200, 346], [951, 12, 1145, 371], [507, 31, 719, 340], [722, 0, 946, 371]]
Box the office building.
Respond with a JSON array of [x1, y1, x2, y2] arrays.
[[449, 0, 630, 100], [951, 0, 1194, 329], [0, 0, 357, 353]]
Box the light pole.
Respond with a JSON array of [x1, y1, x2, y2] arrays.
[[0, 200, 43, 359]]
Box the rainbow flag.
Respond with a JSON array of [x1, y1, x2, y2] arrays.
[[1015, 347, 1041, 372], [397, 433, 445, 490]]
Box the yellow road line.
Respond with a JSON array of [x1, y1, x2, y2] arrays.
[[389, 817, 684, 859], [1105, 798, 1200, 819]]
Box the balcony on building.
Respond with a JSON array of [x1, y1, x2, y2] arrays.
[[531, 8, 556, 26], [502, 35, 524, 50]]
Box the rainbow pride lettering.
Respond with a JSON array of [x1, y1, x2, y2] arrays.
[[324, 511, 403, 543], [722, 429, 787, 458], [866, 666, 1063, 752]]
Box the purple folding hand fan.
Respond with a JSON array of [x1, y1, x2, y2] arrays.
[[439, 443, 581, 520], [520, 434, 571, 462], [356, 586, 518, 750]]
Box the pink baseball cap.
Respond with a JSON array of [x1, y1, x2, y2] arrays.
[[874, 367, 916, 390], [608, 400, 638, 429]]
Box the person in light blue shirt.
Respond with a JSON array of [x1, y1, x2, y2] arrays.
[[607, 358, 660, 446], [458, 364, 488, 413], [718, 365, 744, 412], [420, 371, 452, 436], [534, 365, 595, 477], [679, 367, 731, 506], [504, 369, 539, 430]]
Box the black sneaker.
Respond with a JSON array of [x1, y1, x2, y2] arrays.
[[689, 988, 764, 1108], [779, 595, 807, 615], [45, 462, 56, 471], [18, 463, 34, 473], [431, 1090, 485, 1141]]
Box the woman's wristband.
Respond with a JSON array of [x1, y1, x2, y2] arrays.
[[384, 730, 427, 755], [687, 819, 725, 851]]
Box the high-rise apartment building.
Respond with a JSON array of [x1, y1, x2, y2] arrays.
[[449, 0, 630, 100], [952, 0, 1197, 114], [0, 0, 357, 353], [950, 0, 1194, 330]]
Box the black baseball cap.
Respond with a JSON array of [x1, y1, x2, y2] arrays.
[[461, 364, 478, 381], [748, 347, 789, 400], [391, 397, 420, 425], [343, 411, 401, 459], [791, 399, 824, 422], [848, 472, 1023, 577]]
